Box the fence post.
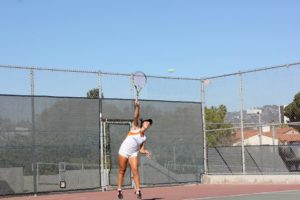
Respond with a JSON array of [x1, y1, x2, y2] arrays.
[[271, 124, 276, 172], [30, 68, 35, 95], [30, 68, 38, 195], [239, 73, 246, 174], [98, 71, 105, 191], [271, 124, 276, 145], [201, 80, 208, 175]]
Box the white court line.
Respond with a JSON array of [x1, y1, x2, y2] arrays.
[[184, 189, 300, 200]]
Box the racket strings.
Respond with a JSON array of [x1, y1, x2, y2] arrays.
[[133, 72, 147, 91]]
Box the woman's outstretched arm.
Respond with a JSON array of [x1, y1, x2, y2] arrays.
[[132, 99, 140, 129]]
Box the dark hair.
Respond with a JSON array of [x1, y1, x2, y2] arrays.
[[139, 118, 153, 127]]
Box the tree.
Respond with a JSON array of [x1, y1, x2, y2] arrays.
[[86, 88, 104, 98], [284, 92, 300, 131], [205, 104, 234, 147]]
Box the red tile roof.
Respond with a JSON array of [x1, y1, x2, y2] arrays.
[[235, 127, 300, 142]]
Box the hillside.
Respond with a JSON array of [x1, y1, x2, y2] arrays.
[[225, 105, 282, 125]]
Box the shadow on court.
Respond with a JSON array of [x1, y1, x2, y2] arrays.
[[143, 198, 164, 200]]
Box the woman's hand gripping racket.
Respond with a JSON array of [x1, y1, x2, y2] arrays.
[[132, 71, 147, 100]]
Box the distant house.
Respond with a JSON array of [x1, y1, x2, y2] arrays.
[[234, 127, 300, 146]]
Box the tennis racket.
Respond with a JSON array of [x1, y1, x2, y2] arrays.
[[132, 71, 147, 100]]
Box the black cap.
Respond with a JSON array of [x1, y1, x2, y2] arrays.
[[141, 119, 153, 125]]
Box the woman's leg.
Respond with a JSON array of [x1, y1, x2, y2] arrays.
[[117, 155, 128, 190], [128, 156, 140, 191]]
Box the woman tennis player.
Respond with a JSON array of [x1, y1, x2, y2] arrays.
[[117, 99, 153, 199]]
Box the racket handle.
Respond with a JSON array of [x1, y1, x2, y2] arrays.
[[136, 91, 139, 101]]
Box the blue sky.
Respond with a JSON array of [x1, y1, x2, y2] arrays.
[[1, 0, 299, 77], [0, 0, 299, 109]]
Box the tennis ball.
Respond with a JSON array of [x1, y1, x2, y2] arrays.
[[167, 68, 176, 73]]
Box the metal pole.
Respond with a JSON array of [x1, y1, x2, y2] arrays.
[[239, 74, 246, 174], [258, 113, 262, 145], [103, 122, 107, 188], [201, 80, 208, 175], [98, 71, 104, 191], [258, 111, 263, 172], [30, 68, 34, 95], [173, 146, 176, 169], [30, 68, 38, 194], [278, 105, 281, 124], [99, 70, 108, 187], [271, 124, 276, 172], [272, 124, 276, 145]]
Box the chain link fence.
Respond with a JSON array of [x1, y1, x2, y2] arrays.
[[1, 62, 300, 195], [0, 65, 203, 196], [202, 62, 300, 175]]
